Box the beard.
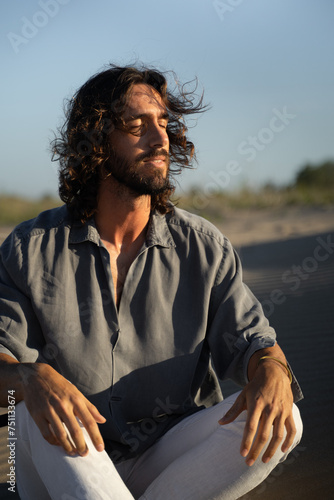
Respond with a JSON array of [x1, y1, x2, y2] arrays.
[[106, 148, 171, 196]]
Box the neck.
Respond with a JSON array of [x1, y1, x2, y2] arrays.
[[95, 178, 151, 249]]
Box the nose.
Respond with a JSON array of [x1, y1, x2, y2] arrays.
[[148, 121, 169, 149]]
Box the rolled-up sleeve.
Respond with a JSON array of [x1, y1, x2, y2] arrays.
[[207, 237, 303, 402]]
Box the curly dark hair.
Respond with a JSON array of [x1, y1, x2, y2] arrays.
[[52, 64, 207, 222]]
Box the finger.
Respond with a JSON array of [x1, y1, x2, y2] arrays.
[[30, 406, 73, 451], [74, 405, 105, 453], [219, 394, 246, 425], [240, 405, 264, 462], [35, 417, 63, 447], [281, 414, 296, 453], [44, 410, 78, 456], [41, 397, 88, 456], [53, 395, 105, 455], [261, 416, 285, 463], [245, 409, 276, 466], [86, 401, 107, 424], [61, 414, 89, 456]]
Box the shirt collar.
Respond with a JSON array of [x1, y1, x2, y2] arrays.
[[69, 210, 176, 249], [69, 217, 101, 246], [145, 210, 176, 249]]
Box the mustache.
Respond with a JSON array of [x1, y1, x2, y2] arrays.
[[136, 149, 169, 163]]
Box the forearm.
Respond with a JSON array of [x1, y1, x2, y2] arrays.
[[0, 354, 42, 406], [0, 353, 26, 406], [0, 355, 67, 408], [247, 343, 289, 381]]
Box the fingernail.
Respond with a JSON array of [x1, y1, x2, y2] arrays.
[[246, 458, 255, 467], [263, 456, 270, 464], [96, 444, 104, 452], [241, 448, 248, 457]]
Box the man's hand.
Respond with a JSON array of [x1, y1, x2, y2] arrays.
[[219, 355, 296, 466], [18, 363, 106, 457]]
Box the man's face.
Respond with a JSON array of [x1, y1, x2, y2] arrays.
[[107, 83, 170, 195]]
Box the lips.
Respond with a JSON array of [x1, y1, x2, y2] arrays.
[[143, 156, 167, 167]]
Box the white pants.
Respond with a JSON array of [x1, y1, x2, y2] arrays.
[[15, 392, 303, 500]]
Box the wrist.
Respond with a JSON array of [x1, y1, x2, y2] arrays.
[[256, 356, 292, 384], [247, 344, 289, 381], [16, 362, 50, 398]]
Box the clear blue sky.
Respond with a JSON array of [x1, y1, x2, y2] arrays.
[[1, 0, 333, 198]]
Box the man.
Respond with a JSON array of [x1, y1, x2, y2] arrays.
[[0, 64, 302, 499]]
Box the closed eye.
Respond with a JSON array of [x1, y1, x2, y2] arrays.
[[124, 114, 169, 136], [126, 120, 147, 136], [159, 120, 168, 129]]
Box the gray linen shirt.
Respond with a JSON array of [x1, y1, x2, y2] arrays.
[[0, 205, 302, 461]]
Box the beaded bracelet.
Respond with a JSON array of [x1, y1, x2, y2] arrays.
[[257, 356, 293, 384]]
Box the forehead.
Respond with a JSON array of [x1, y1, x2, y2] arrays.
[[124, 83, 167, 117]]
